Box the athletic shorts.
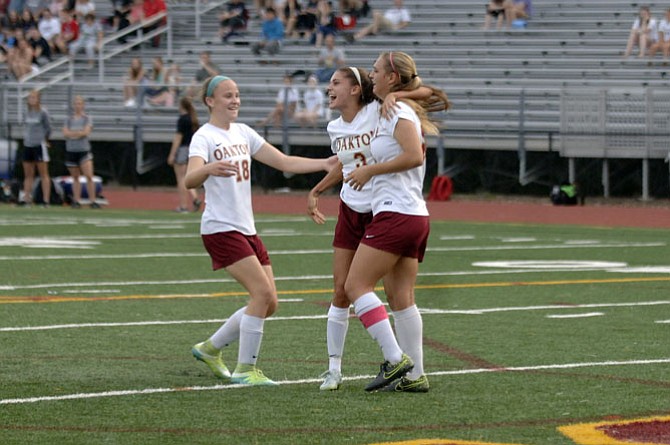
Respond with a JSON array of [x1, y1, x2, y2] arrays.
[[22, 144, 49, 163], [175, 145, 189, 165], [333, 200, 373, 251], [360, 212, 430, 262], [64, 151, 93, 168], [201, 231, 271, 270]]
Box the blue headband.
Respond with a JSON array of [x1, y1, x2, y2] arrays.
[[206, 75, 231, 97]]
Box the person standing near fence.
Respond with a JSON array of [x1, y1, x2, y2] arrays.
[[62, 95, 99, 208], [20, 89, 52, 206], [167, 96, 202, 213], [342, 51, 450, 392], [186, 75, 335, 386]]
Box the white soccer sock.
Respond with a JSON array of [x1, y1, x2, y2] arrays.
[[393, 305, 424, 380], [353, 292, 403, 364], [209, 306, 247, 350], [326, 305, 350, 372], [238, 313, 265, 366]]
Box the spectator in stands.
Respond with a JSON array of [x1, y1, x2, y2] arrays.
[[142, 55, 167, 104], [141, 0, 167, 48], [0, 0, 8, 19], [251, 6, 284, 56], [62, 95, 99, 208], [186, 49, 221, 98], [314, 33, 345, 82], [68, 11, 102, 68], [147, 60, 180, 107], [54, 8, 78, 54], [257, 72, 299, 127], [0, 24, 8, 63], [483, 0, 511, 30], [648, 8, 670, 60], [19, 7, 37, 33], [73, 0, 93, 20], [339, 0, 368, 17], [25, 0, 48, 15], [6, 31, 35, 78], [7, 0, 25, 14], [313, 0, 336, 47], [26, 24, 50, 64], [251, 0, 272, 19], [510, 0, 531, 22], [294, 74, 324, 126], [37, 8, 60, 53], [20, 89, 52, 206], [114, 0, 142, 44], [167, 96, 201, 213], [624, 5, 658, 58], [219, 0, 248, 43], [347, 0, 410, 43], [2, 9, 22, 31], [123, 56, 144, 107], [284, 0, 317, 42], [48, 0, 66, 15]]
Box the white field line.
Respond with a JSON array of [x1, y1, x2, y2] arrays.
[[421, 300, 670, 315], [2, 301, 668, 332], [0, 268, 631, 291], [1, 358, 668, 406], [1, 241, 665, 262], [545, 312, 605, 319], [656, 320, 670, 324]]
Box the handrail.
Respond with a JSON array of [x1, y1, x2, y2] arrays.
[[97, 11, 171, 83]]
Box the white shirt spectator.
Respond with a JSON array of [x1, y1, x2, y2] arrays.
[[38, 14, 61, 41], [632, 16, 659, 42], [383, 6, 411, 27], [657, 18, 670, 41]]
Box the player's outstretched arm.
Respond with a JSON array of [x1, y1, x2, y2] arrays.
[[253, 142, 336, 174], [308, 161, 343, 224]]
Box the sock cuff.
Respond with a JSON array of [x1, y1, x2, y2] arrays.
[[392, 304, 420, 321], [353, 292, 383, 316], [240, 314, 265, 333], [327, 305, 350, 321]]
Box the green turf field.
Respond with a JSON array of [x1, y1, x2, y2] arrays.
[[1, 206, 668, 445]]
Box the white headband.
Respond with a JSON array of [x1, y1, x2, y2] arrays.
[[349, 67, 362, 87]]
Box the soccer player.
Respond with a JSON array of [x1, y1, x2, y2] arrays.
[[343, 51, 450, 392], [20, 89, 52, 206], [62, 95, 99, 208], [307, 65, 442, 391], [186, 75, 334, 386]]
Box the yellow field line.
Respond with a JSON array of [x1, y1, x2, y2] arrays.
[[1, 276, 670, 305]]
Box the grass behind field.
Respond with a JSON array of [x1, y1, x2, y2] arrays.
[[0, 206, 669, 445]]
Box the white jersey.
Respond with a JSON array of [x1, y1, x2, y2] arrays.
[[189, 122, 266, 236], [327, 102, 378, 213], [369, 101, 428, 217]]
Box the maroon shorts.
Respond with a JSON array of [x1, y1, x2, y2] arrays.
[[360, 212, 430, 262], [201, 231, 271, 270], [333, 200, 374, 251]]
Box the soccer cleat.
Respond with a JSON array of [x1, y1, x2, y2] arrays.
[[364, 353, 414, 392], [230, 368, 278, 386], [319, 370, 342, 391], [381, 374, 430, 393], [191, 341, 231, 379]]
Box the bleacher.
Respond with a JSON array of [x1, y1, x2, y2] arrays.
[[3, 0, 670, 173]]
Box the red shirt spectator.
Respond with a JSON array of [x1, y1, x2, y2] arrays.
[[61, 11, 80, 43], [142, 0, 167, 19]]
